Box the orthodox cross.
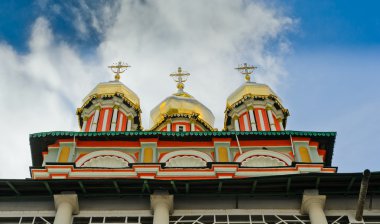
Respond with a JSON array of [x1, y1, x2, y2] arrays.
[[170, 67, 190, 91], [235, 63, 257, 82], [108, 61, 131, 81]]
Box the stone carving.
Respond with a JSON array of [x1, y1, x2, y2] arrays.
[[241, 156, 286, 167], [166, 156, 207, 167], [81, 156, 129, 168]]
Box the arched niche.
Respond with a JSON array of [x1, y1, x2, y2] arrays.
[[76, 150, 136, 168], [159, 150, 213, 167], [235, 149, 292, 167]]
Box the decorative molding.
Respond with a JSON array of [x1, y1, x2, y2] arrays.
[[31, 163, 337, 180], [159, 150, 213, 163], [241, 156, 286, 167], [76, 150, 136, 168], [166, 156, 207, 167], [82, 156, 129, 168], [235, 149, 292, 166]]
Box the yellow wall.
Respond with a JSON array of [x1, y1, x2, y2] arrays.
[[58, 146, 70, 162], [143, 148, 153, 163], [218, 147, 229, 162], [299, 147, 311, 162]]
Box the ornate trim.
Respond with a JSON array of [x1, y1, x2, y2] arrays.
[[159, 150, 213, 164], [166, 156, 207, 167], [76, 150, 136, 167], [235, 149, 292, 166]]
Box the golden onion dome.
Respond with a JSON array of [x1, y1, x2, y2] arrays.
[[150, 91, 215, 129], [150, 67, 215, 130], [81, 80, 140, 109], [226, 82, 282, 108]]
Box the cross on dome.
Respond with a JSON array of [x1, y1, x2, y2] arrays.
[[170, 67, 190, 92], [108, 61, 131, 81], [235, 63, 257, 82]]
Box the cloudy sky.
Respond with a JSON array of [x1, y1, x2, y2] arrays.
[[0, 0, 379, 178]]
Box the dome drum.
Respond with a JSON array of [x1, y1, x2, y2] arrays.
[[151, 113, 214, 132], [224, 82, 289, 131], [79, 104, 139, 132], [225, 98, 288, 131], [77, 80, 142, 132]]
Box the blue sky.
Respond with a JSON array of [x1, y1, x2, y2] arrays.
[[0, 0, 379, 177]]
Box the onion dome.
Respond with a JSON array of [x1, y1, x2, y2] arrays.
[[150, 67, 215, 132], [76, 61, 142, 132], [224, 63, 289, 131]]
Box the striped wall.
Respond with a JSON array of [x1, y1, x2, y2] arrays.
[[83, 108, 131, 132], [234, 108, 284, 132], [159, 121, 204, 132]]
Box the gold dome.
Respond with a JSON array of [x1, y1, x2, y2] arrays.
[[226, 82, 282, 108], [81, 80, 140, 109], [150, 91, 215, 130]]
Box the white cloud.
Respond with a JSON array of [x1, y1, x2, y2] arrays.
[[0, 1, 292, 178], [98, 0, 292, 129]]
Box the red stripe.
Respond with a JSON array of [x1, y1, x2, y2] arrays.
[[116, 111, 122, 131], [238, 114, 245, 131], [261, 109, 270, 131], [85, 114, 94, 132], [96, 109, 106, 132], [121, 114, 127, 131], [105, 108, 113, 131], [254, 109, 263, 131]]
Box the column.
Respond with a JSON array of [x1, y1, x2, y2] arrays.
[[150, 191, 173, 224], [90, 106, 101, 132], [266, 106, 276, 131], [278, 118, 284, 131], [233, 115, 240, 131], [127, 115, 133, 131], [301, 190, 327, 224], [248, 107, 257, 131], [166, 120, 172, 132], [54, 193, 79, 224], [82, 117, 88, 132], [110, 106, 119, 131], [190, 119, 195, 131]]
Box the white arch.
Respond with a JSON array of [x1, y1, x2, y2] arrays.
[[76, 150, 136, 167], [159, 150, 213, 163], [235, 149, 292, 165]]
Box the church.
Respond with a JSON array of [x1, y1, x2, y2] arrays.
[[0, 62, 379, 224]]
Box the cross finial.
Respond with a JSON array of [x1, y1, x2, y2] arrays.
[[108, 61, 131, 81], [170, 67, 190, 92], [235, 63, 257, 82]]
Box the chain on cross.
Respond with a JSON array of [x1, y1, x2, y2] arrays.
[[108, 61, 131, 81]]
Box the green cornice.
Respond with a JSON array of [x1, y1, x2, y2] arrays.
[[30, 130, 337, 138]]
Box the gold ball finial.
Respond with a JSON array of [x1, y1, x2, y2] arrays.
[[108, 61, 131, 81], [177, 82, 184, 90], [235, 63, 257, 82]]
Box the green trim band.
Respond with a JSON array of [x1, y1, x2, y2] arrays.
[[30, 130, 336, 138]]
